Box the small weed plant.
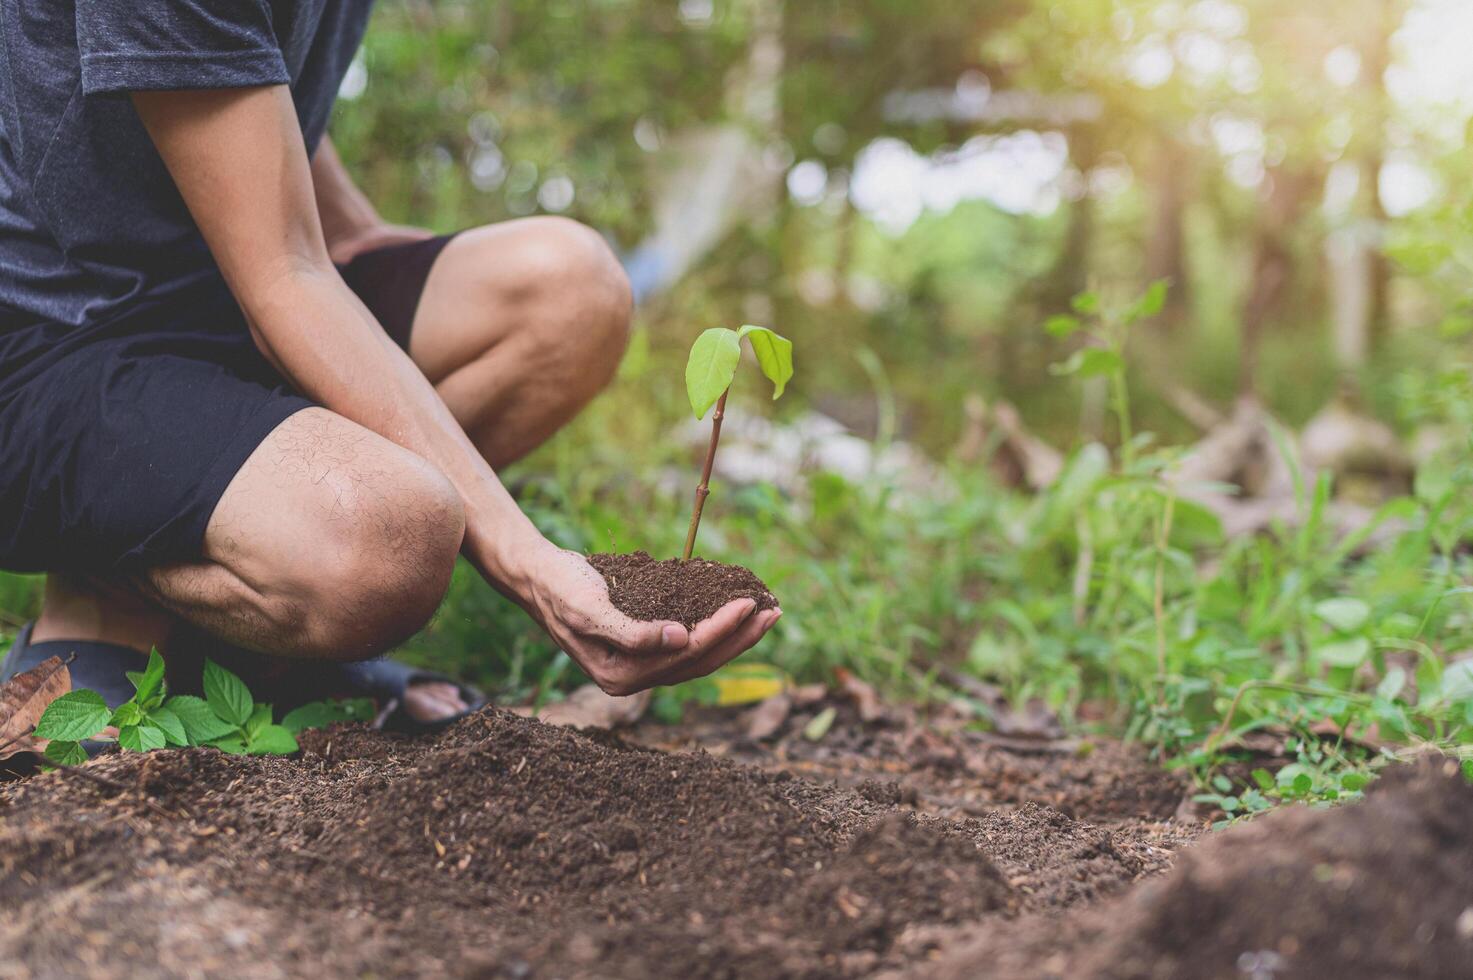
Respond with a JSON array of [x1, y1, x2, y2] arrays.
[[32, 650, 370, 765]]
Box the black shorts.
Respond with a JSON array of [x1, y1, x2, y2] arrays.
[[0, 234, 456, 573]]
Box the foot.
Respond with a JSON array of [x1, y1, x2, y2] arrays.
[[402, 680, 470, 724]]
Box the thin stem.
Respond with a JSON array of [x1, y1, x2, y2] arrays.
[[1153, 491, 1176, 687], [1206, 679, 1375, 752], [682, 390, 729, 561]]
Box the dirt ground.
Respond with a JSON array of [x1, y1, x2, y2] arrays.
[[0, 696, 1468, 979]]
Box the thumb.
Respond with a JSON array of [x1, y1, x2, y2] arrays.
[[591, 611, 689, 654]]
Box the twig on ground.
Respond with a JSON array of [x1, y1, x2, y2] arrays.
[[372, 697, 400, 730]]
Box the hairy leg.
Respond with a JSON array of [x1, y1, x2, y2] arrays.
[[409, 216, 633, 467], [137, 407, 464, 661], [32, 574, 174, 651]]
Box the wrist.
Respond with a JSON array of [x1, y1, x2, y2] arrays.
[[462, 505, 557, 599]]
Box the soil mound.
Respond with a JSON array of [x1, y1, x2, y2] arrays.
[[0, 706, 1146, 979], [589, 550, 778, 626], [926, 755, 1473, 980]]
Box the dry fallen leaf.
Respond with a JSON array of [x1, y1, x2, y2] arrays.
[[537, 684, 651, 731], [834, 668, 885, 723], [741, 692, 791, 740], [0, 655, 72, 760], [990, 697, 1064, 741], [789, 683, 828, 707]]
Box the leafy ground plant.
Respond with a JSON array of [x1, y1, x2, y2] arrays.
[[32, 651, 371, 765], [681, 324, 793, 559]]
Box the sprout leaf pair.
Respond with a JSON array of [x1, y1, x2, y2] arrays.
[[680, 325, 793, 559]]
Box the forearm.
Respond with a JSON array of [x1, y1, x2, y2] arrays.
[[309, 136, 380, 247], [241, 259, 549, 596]]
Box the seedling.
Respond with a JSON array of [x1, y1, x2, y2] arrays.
[[31, 649, 371, 764], [682, 325, 793, 559]]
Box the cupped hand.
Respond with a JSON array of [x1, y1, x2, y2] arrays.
[[521, 547, 781, 696]]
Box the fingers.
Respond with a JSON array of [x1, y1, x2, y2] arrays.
[[587, 609, 689, 654], [587, 595, 759, 657], [652, 607, 781, 689], [685, 598, 762, 650]]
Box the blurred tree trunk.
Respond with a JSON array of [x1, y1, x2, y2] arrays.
[[1324, 0, 1400, 377], [1044, 124, 1099, 310], [1145, 136, 1190, 329], [1239, 166, 1318, 397], [1358, 0, 1398, 351]]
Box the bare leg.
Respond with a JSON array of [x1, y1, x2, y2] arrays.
[[409, 216, 633, 466], [32, 574, 173, 651], [133, 408, 463, 659]]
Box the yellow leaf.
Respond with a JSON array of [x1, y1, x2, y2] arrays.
[[710, 663, 789, 707]]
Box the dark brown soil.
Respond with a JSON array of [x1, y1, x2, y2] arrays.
[[628, 699, 1191, 824], [589, 550, 778, 627], [923, 755, 1473, 980], [0, 707, 1155, 979], [0, 706, 1464, 979]]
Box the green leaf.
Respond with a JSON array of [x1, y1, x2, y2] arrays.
[[1043, 314, 1082, 338], [207, 735, 249, 755], [1462, 759, 1473, 784], [1314, 597, 1370, 634], [1070, 291, 1099, 314], [165, 695, 239, 744], [802, 706, 837, 741], [1340, 772, 1370, 792], [245, 702, 273, 740], [1251, 768, 1274, 792], [281, 698, 375, 735], [1049, 347, 1122, 379], [109, 702, 143, 730], [1437, 660, 1473, 703], [246, 723, 299, 756], [684, 327, 742, 419], [1124, 279, 1169, 323], [43, 740, 87, 767], [33, 690, 111, 742], [145, 705, 188, 746], [1317, 636, 1371, 668], [1376, 666, 1407, 702], [118, 723, 166, 752], [1414, 455, 1455, 504], [203, 659, 253, 727], [735, 325, 794, 400], [1291, 773, 1313, 795], [128, 649, 167, 707]]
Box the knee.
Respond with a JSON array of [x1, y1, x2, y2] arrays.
[[297, 460, 465, 661], [504, 217, 633, 387]]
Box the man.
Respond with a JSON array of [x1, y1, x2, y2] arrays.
[[0, 1, 778, 726]]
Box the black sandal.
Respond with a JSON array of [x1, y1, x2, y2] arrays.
[[2, 623, 484, 742], [2, 622, 153, 755], [166, 625, 485, 733]]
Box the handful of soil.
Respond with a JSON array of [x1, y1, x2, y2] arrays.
[[588, 551, 778, 628]]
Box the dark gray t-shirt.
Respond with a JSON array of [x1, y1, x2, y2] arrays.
[[0, 0, 374, 331]]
